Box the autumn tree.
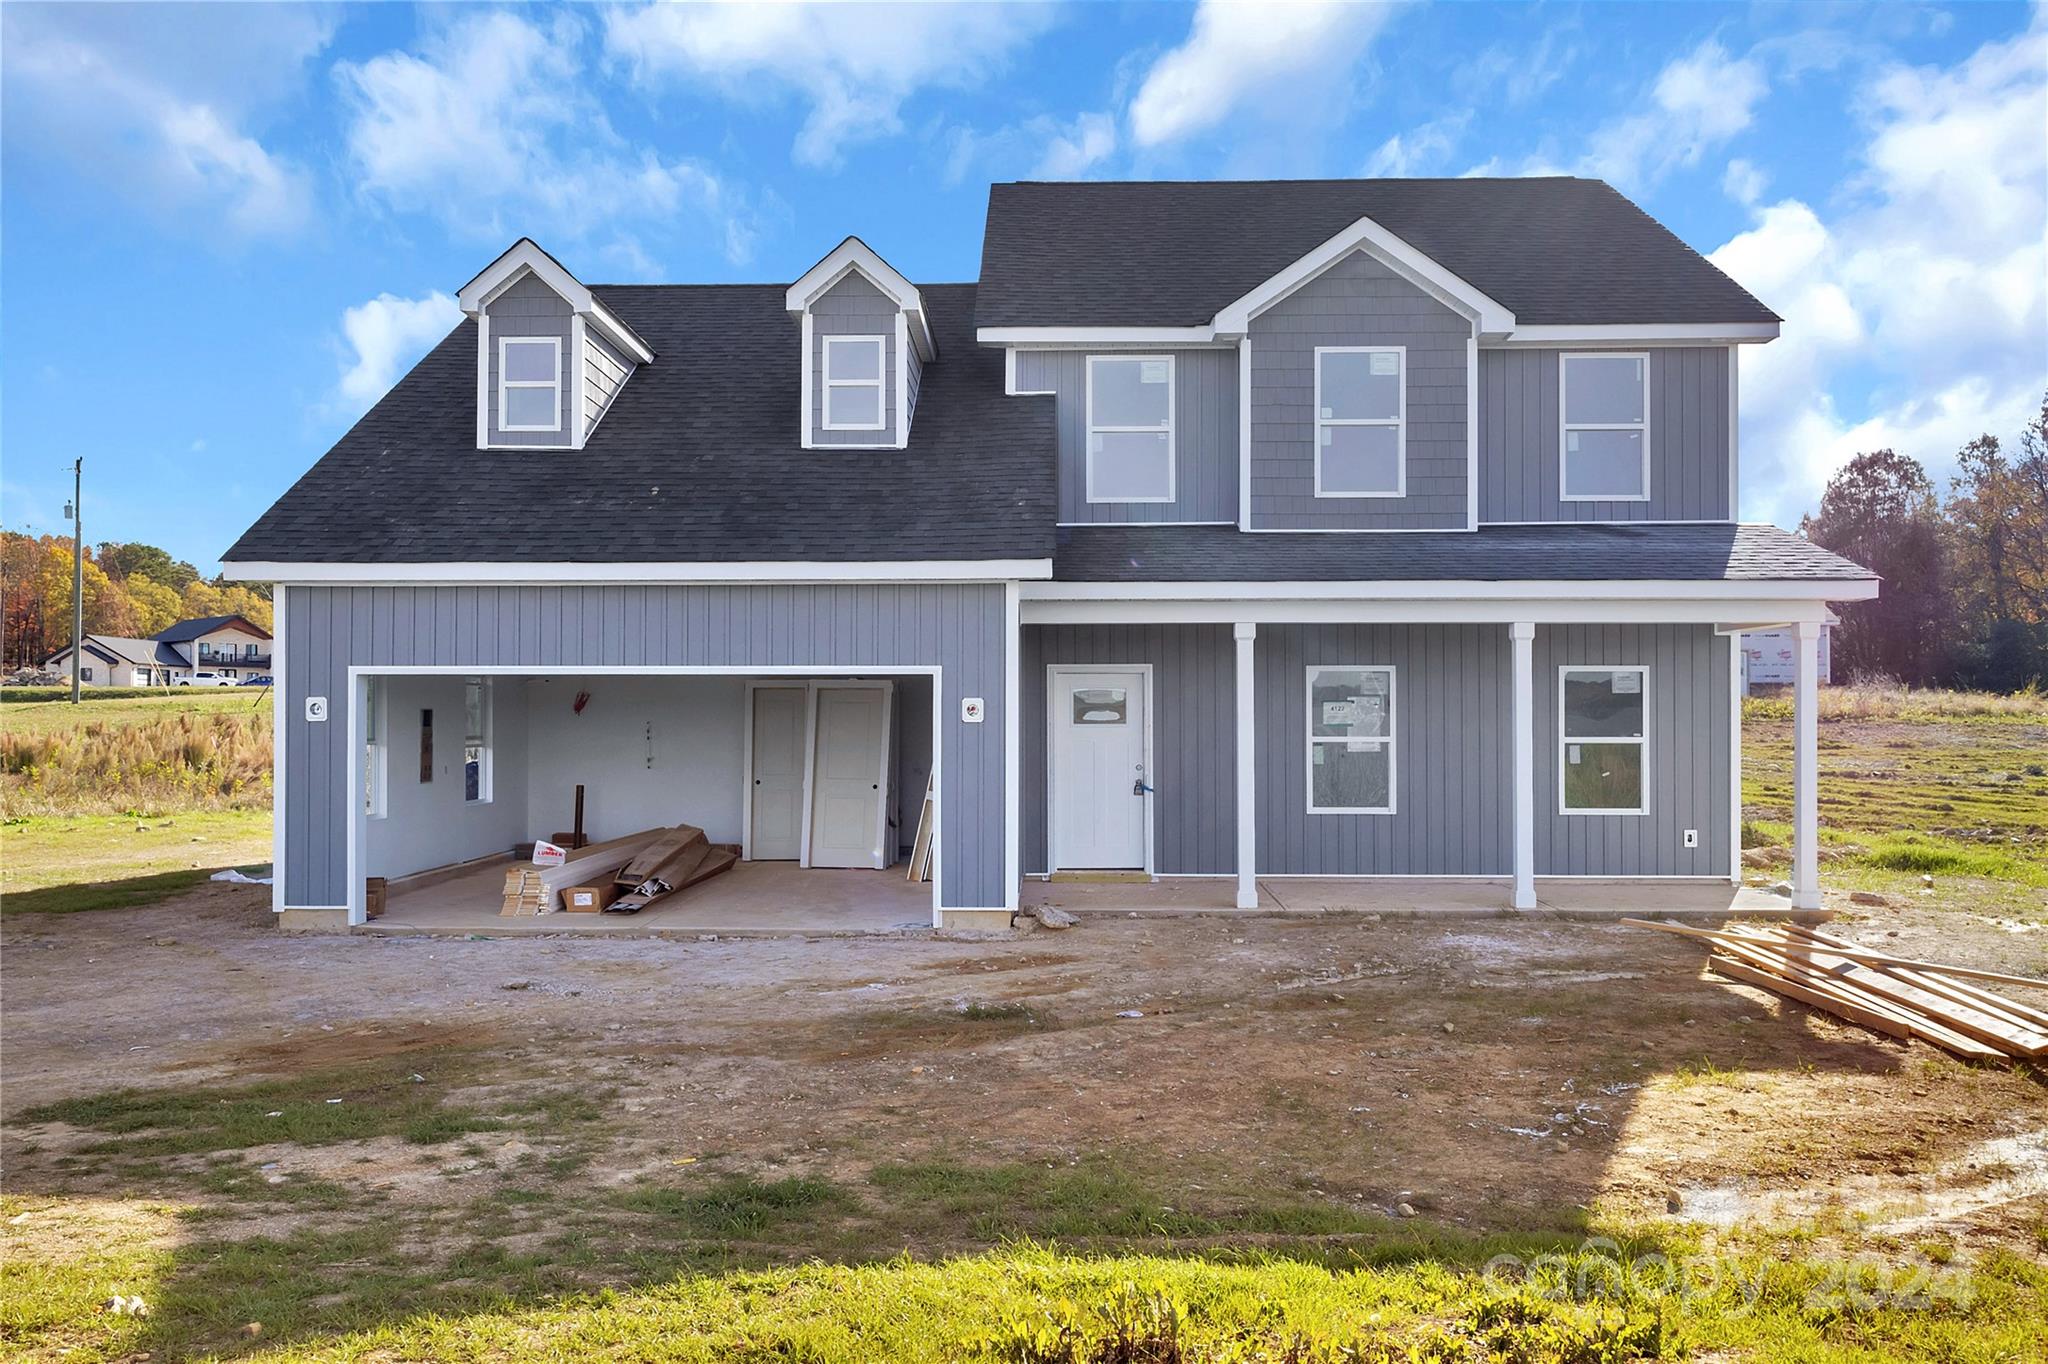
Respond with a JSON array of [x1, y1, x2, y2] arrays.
[[1946, 395, 2048, 689], [1802, 449, 1952, 685]]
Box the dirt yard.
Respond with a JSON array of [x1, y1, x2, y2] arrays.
[[8, 881, 2045, 1237]]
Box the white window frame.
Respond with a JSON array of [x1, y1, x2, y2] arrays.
[[1304, 664, 1397, 815], [1313, 345, 1406, 499], [363, 678, 387, 819], [1559, 352, 1650, 503], [1558, 664, 1649, 816], [463, 677, 493, 805], [822, 334, 887, 432], [1085, 354, 1176, 504], [498, 335, 562, 433]]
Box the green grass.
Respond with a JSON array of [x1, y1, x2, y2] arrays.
[[5, 1206, 2041, 1364], [1, 688, 270, 735], [13, 1055, 600, 1160], [0, 809, 272, 912]]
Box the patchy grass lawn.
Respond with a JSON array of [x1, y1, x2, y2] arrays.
[[0, 810, 271, 913], [1742, 686, 2048, 922]]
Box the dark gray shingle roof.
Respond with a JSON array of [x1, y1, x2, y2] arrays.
[[977, 179, 1778, 329], [225, 283, 1055, 565], [1052, 523, 1874, 583]]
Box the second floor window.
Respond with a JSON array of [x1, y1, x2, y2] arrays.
[[499, 336, 561, 433], [823, 336, 886, 431], [1315, 347, 1405, 497], [1561, 353, 1649, 500], [1086, 355, 1174, 503]]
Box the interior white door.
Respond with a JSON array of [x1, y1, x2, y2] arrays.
[[749, 686, 806, 860], [1052, 669, 1147, 870], [809, 686, 887, 868]]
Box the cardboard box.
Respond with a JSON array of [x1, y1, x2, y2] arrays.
[[561, 883, 618, 913], [365, 877, 387, 920]]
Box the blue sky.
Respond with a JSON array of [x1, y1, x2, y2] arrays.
[[3, 1, 2042, 572]]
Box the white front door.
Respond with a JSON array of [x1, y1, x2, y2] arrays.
[[808, 685, 889, 868], [749, 686, 807, 860], [1051, 668, 1148, 870]]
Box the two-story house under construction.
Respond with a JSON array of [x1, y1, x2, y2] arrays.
[[224, 178, 1876, 931]]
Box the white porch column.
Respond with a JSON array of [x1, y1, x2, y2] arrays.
[[1792, 617, 1821, 910], [1233, 622, 1258, 910], [1510, 621, 1536, 910]]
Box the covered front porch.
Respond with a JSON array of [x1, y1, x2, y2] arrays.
[[1019, 564, 1874, 915]]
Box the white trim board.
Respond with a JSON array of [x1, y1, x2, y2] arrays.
[[222, 559, 1056, 585], [1024, 597, 1859, 628], [1022, 578, 1878, 603]]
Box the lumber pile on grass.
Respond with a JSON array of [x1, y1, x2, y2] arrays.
[[1624, 918, 2048, 1064]]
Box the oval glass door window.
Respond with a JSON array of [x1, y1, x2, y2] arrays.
[[1072, 688, 1127, 724]]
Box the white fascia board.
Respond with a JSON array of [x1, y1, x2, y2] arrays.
[[786, 237, 934, 361], [459, 240, 592, 315], [978, 326, 1219, 346], [587, 299, 655, 364], [1022, 577, 1879, 603], [1488, 322, 1780, 347], [1024, 597, 1852, 628], [220, 559, 1056, 585], [1213, 214, 1516, 338]]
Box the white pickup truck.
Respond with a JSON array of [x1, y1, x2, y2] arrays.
[[177, 672, 240, 687]]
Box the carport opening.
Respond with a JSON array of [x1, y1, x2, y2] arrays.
[[357, 671, 936, 932]]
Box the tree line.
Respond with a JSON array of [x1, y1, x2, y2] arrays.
[[0, 533, 273, 671], [1803, 395, 2048, 692]]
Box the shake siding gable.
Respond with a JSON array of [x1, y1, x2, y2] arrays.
[[810, 272, 900, 446], [1248, 251, 1470, 530], [1016, 349, 1239, 524], [485, 273, 573, 447]]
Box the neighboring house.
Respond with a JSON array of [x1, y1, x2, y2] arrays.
[[223, 178, 1876, 930], [1744, 613, 1837, 691], [44, 613, 272, 685]]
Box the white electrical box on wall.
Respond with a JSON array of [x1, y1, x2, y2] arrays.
[[304, 696, 328, 722], [960, 697, 985, 724]]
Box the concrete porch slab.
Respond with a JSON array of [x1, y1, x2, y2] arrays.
[[1021, 876, 1814, 921], [369, 858, 935, 938]]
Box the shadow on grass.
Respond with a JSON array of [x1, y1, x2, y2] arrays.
[[2, 864, 268, 915]]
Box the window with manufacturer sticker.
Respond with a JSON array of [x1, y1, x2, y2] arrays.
[[1307, 666, 1394, 813], [1561, 666, 1647, 813], [1315, 348, 1403, 496], [1086, 356, 1174, 502]]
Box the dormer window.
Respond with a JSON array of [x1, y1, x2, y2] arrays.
[[823, 336, 886, 431], [498, 337, 562, 433]]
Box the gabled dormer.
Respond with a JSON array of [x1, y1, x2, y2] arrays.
[[457, 239, 655, 451], [786, 237, 936, 450]]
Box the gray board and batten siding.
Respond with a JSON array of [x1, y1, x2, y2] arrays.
[[279, 583, 1008, 911], [485, 273, 573, 447], [810, 272, 902, 446], [1478, 348, 1732, 523], [1021, 621, 1732, 881], [1249, 251, 1470, 530], [1014, 349, 1239, 525]]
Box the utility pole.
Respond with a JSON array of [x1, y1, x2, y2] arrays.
[[65, 458, 82, 704]]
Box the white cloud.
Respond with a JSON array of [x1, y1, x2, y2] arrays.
[[1710, 20, 2047, 524], [1035, 112, 1119, 179], [1362, 111, 1471, 177], [602, 1, 1055, 166], [0, 3, 326, 237], [1128, 0, 1400, 148], [337, 291, 462, 411], [949, 109, 1119, 184], [1577, 40, 1768, 192], [338, 11, 750, 264], [1721, 157, 1768, 206]]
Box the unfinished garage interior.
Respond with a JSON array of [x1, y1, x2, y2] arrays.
[[356, 668, 938, 933]]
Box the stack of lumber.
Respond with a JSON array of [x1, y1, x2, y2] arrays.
[[606, 825, 740, 913], [499, 829, 663, 916], [1625, 918, 2048, 1063]]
